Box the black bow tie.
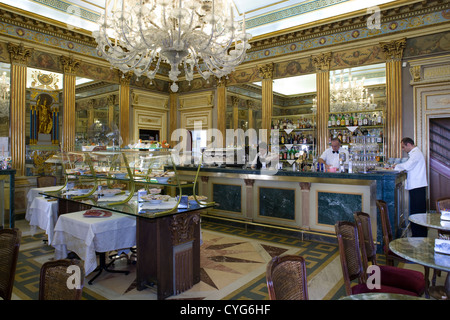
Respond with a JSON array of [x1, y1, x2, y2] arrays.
[[332, 151, 339, 154]]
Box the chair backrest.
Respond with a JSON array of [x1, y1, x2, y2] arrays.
[[37, 175, 57, 188], [376, 200, 392, 256], [354, 212, 377, 269], [335, 221, 365, 296], [39, 259, 84, 300], [436, 197, 450, 213], [0, 228, 22, 300], [266, 255, 308, 300]]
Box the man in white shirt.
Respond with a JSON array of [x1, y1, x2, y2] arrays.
[[318, 138, 349, 171], [393, 137, 428, 237]]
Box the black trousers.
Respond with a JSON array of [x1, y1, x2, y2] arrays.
[[409, 186, 427, 237]]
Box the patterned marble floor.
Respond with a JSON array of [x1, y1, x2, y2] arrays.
[[10, 218, 446, 300]]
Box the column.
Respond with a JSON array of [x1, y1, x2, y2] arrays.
[[380, 38, 406, 159], [216, 78, 226, 146], [169, 92, 178, 148], [8, 43, 33, 176], [312, 52, 332, 155], [60, 56, 80, 152], [119, 71, 133, 147], [246, 100, 254, 130], [259, 63, 274, 133]]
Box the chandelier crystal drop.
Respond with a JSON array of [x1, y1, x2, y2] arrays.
[[93, 0, 252, 92]]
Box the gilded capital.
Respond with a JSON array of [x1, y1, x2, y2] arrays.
[[231, 95, 240, 107], [380, 38, 406, 62], [7, 43, 33, 65], [312, 52, 332, 72], [258, 63, 274, 79], [119, 71, 133, 86], [60, 56, 80, 75]]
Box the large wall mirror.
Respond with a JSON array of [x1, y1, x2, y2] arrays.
[[75, 80, 120, 150]]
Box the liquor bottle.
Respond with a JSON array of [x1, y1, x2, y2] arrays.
[[362, 113, 368, 126], [377, 112, 382, 125], [358, 113, 362, 126], [341, 114, 346, 126], [336, 114, 341, 126], [353, 113, 358, 126], [331, 114, 336, 127], [345, 114, 350, 126]]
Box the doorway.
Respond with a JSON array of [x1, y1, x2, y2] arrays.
[[429, 117, 450, 210]]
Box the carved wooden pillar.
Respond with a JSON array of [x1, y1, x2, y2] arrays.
[[244, 179, 255, 220], [259, 63, 274, 132], [119, 71, 133, 147], [169, 92, 178, 147], [60, 56, 80, 152], [300, 182, 311, 230], [312, 53, 331, 156], [216, 79, 226, 146], [380, 38, 406, 159], [8, 43, 33, 176]]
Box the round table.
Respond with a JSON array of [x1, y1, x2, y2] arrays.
[[409, 213, 450, 237], [340, 292, 428, 300], [389, 237, 450, 300]]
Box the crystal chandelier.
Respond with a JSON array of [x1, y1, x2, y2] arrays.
[[93, 0, 252, 92], [329, 69, 376, 112]]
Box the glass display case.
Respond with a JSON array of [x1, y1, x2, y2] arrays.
[[44, 149, 212, 218]]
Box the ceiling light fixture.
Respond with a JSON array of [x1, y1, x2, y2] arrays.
[[93, 0, 252, 92]]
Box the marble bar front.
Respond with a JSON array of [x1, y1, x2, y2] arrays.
[[177, 167, 408, 245]]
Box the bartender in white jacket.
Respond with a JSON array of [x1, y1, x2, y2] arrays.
[[393, 137, 428, 237], [318, 138, 349, 171]]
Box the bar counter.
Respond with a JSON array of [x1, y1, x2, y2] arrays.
[[176, 166, 408, 244]]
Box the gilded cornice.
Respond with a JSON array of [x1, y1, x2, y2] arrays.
[[0, 6, 96, 48], [250, 0, 449, 50]]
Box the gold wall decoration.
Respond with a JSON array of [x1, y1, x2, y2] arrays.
[[119, 71, 133, 147]]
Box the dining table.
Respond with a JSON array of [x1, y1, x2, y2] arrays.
[[339, 292, 428, 300], [25, 196, 59, 244], [389, 237, 450, 300]]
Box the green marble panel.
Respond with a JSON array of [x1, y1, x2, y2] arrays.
[[212, 184, 242, 213], [318, 191, 362, 225], [259, 187, 296, 220]]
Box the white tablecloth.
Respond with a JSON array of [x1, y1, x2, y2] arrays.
[[26, 196, 59, 244], [52, 210, 136, 275], [26, 186, 64, 212]]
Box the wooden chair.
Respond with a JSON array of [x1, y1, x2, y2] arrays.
[[335, 221, 420, 297], [0, 228, 22, 300], [376, 200, 408, 266], [354, 212, 426, 297], [436, 197, 450, 215], [266, 255, 308, 300], [39, 259, 84, 300], [37, 175, 57, 188]]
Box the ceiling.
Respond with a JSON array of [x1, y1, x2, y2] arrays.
[[1, 0, 398, 38], [0, 0, 393, 95]]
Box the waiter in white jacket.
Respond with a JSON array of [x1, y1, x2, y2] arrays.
[[393, 137, 428, 237]]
